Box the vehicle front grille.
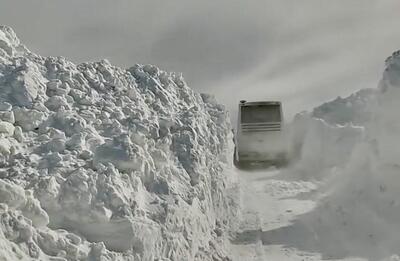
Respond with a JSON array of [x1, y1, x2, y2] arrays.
[[240, 122, 281, 132]]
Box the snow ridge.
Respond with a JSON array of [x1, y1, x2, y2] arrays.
[[0, 26, 239, 261], [312, 88, 377, 126]]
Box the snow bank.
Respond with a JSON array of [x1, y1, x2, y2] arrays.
[[281, 50, 400, 260], [0, 26, 239, 261], [312, 88, 377, 126], [290, 114, 364, 179]]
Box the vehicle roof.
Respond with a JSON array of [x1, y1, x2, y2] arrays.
[[239, 101, 281, 106]]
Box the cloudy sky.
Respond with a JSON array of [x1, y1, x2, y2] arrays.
[[1, 0, 400, 119]]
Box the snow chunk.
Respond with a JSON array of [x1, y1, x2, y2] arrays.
[[0, 26, 20, 57], [0, 121, 14, 136], [0, 179, 26, 208], [0, 138, 11, 155], [20, 191, 49, 228], [0, 102, 12, 111], [93, 136, 143, 172], [1, 60, 47, 107], [0, 111, 15, 124]]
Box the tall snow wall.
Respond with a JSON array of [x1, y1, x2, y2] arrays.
[[0, 26, 239, 261], [284, 51, 400, 260]]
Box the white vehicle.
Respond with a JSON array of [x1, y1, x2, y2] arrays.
[[234, 100, 288, 168]]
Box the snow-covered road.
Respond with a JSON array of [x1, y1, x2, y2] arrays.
[[230, 168, 366, 261], [235, 169, 316, 236]]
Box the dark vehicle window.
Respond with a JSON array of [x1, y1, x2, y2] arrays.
[[241, 104, 281, 123]]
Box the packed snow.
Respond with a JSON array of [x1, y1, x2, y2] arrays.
[[0, 26, 240, 261]]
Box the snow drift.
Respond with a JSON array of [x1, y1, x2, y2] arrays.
[[0, 26, 239, 261], [271, 50, 400, 260]]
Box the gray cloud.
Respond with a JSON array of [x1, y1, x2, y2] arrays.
[[1, 0, 400, 121]]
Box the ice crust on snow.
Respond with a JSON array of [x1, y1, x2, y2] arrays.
[[0, 26, 239, 261]]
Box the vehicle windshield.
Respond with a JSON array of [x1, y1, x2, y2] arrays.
[[241, 104, 281, 123]]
